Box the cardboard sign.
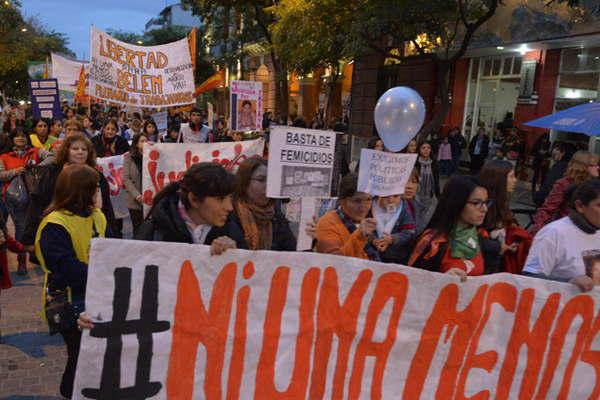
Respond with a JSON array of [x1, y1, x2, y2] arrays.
[[151, 111, 168, 138], [28, 79, 62, 120], [141, 139, 265, 211], [230, 80, 263, 131], [73, 239, 600, 399], [89, 27, 195, 108], [267, 126, 336, 198], [357, 149, 417, 196], [96, 155, 128, 219], [284, 197, 337, 251]]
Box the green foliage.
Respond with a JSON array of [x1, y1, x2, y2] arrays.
[[0, 0, 72, 98]]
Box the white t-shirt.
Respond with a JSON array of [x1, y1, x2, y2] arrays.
[[523, 216, 600, 281]]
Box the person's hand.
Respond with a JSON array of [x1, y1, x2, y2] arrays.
[[78, 313, 94, 330], [135, 194, 143, 203], [569, 275, 594, 292], [501, 242, 519, 254], [0, 230, 6, 246], [210, 236, 237, 256], [446, 268, 467, 282], [373, 233, 393, 252], [359, 218, 377, 237], [305, 217, 317, 239]]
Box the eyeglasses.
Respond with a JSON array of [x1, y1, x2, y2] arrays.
[[251, 177, 267, 183], [467, 199, 493, 209]]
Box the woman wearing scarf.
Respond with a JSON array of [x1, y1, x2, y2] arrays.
[[415, 141, 440, 233], [409, 175, 501, 279], [523, 179, 600, 292], [316, 173, 379, 261], [29, 118, 58, 151], [91, 120, 130, 158], [123, 133, 148, 234], [231, 157, 295, 251]]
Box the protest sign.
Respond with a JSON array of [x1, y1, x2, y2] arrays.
[[96, 154, 129, 219], [267, 126, 336, 198], [230, 80, 263, 131], [141, 139, 264, 211], [51, 53, 89, 94], [74, 238, 600, 399], [28, 79, 62, 120], [207, 102, 214, 129], [89, 26, 195, 108], [285, 197, 337, 251], [151, 111, 168, 138], [358, 149, 418, 196]]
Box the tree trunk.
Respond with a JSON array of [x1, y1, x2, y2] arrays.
[[418, 58, 451, 143], [271, 52, 289, 119], [325, 71, 340, 126]]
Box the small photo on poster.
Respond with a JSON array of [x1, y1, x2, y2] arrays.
[[280, 165, 332, 197], [237, 99, 257, 131], [583, 249, 600, 284]]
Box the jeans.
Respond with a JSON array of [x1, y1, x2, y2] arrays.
[[7, 203, 26, 241]]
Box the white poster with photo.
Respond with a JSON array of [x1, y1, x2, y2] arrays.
[[89, 26, 195, 108], [357, 149, 417, 196], [96, 154, 129, 219], [151, 111, 168, 137], [230, 80, 263, 131], [51, 52, 89, 94], [74, 238, 600, 399], [267, 126, 336, 198], [141, 139, 264, 213], [285, 197, 337, 251]]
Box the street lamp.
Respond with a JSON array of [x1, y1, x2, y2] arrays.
[[137, 40, 143, 45], [21, 27, 27, 32]]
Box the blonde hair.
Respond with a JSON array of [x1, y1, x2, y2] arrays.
[[565, 151, 599, 185]]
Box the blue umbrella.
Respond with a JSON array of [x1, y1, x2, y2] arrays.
[[524, 101, 600, 136]]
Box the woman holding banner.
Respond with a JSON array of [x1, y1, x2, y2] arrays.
[[408, 175, 502, 279], [315, 173, 379, 261], [123, 133, 148, 234], [22, 134, 116, 249], [523, 179, 600, 292], [135, 162, 246, 253], [231, 157, 296, 251], [29, 118, 58, 151], [91, 120, 129, 158], [35, 164, 106, 399]]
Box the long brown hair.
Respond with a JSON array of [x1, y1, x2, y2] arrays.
[[479, 160, 514, 230], [565, 151, 599, 185], [44, 164, 99, 216], [234, 156, 267, 202], [55, 133, 97, 167]]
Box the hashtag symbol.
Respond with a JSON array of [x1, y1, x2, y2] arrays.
[[81, 265, 170, 399]]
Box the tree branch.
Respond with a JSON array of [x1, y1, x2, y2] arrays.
[[451, 0, 499, 62]]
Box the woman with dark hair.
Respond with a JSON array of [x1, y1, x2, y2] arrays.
[[0, 128, 54, 273], [415, 141, 440, 231], [136, 162, 246, 251], [315, 173, 379, 260], [368, 136, 385, 152], [91, 120, 130, 158], [34, 164, 107, 399], [403, 138, 418, 154], [532, 151, 599, 235], [123, 133, 148, 233], [30, 118, 58, 150], [523, 179, 600, 292], [163, 124, 182, 143], [81, 116, 98, 139], [231, 157, 295, 251], [49, 119, 63, 139], [479, 160, 532, 273], [143, 119, 159, 142], [22, 134, 116, 248], [2, 112, 23, 134], [409, 175, 501, 278]]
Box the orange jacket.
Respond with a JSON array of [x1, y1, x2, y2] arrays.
[[315, 210, 369, 260]]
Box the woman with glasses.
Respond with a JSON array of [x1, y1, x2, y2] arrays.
[[230, 157, 296, 250], [532, 151, 599, 235], [408, 175, 501, 279], [316, 173, 379, 261]]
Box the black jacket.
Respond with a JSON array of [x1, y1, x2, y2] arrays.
[[229, 200, 296, 251], [21, 163, 116, 245], [469, 135, 490, 159], [135, 191, 247, 248], [91, 134, 130, 157], [534, 159, 568, 206]]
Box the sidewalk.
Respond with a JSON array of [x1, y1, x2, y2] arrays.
[[0, 256, 65, 400]]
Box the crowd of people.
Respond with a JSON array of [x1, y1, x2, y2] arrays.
[[0, 99, 599, 399]]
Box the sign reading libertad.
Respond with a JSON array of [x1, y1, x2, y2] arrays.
[[89, 27, 195, 108]]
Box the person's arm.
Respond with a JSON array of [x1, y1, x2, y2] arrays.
[[37, 149, 55, 166], [6, 234, 24, 253], [39, 223, 87, 293], [316, 218, 368, 257], [0, 157, 20, 181], [122, 156, 141, 199]]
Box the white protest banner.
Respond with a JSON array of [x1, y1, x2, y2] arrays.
[[267, 126, 336, 198], [89, 26, 195, 108], [51, 53, 89, 94], [151, 111, 168, 137], [285, 197, 337, 251], [230, 80, 263, 131], [74, 238, 600, 399], [141, 139, 264, 210], [96, 154, 129, 219], [207, 102, 214, 129], [358, 149, 418, 196]]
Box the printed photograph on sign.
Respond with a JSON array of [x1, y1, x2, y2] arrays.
[[281, 165, 332, 197], [284, 197, 337, 250], [583, 249, 600, 284], [237, 99, 257, 131], [230, 80, 263, 131]]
